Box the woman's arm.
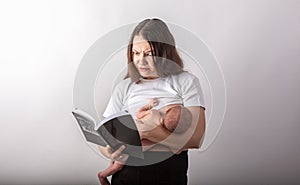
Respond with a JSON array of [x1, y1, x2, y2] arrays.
[[139, 106, 205, 152]]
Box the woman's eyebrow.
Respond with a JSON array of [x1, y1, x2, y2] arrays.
[[132, 49, 140, 52], [132, 48, 151, 52]]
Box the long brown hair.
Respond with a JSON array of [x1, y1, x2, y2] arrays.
[[126, 18, 184, 82]]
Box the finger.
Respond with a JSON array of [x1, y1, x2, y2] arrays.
[[111, 145, 126, 160], [116, 153, 129, 163], [106, 145, 113, 155]]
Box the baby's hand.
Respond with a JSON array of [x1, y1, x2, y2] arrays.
[[150, 98, 158, 107]]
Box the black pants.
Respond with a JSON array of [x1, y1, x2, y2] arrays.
[[111, 151, 188, 185]]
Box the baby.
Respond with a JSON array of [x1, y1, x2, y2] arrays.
[[136, 98, 192, 133], [98, 98, 192, 185]]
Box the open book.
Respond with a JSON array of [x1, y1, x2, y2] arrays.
[[72, 108, 144, 159]]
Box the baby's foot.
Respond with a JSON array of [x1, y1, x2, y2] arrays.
[[99, 177, 110, 185], [98, 172, 110, 185]]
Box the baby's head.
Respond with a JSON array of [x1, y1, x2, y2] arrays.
[[163, 106, 192, 133]]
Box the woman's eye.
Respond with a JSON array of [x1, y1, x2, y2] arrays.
[[146, 52, 152, 56], [133, 52, 140, 56]]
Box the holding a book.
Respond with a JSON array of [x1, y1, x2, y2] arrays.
[[98, 18, 206, 185]]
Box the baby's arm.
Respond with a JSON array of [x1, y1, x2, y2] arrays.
[[135, 98, 161, 151]]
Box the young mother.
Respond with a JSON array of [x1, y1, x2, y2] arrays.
[[99, 18, 206, 185]]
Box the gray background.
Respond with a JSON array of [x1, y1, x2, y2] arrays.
[[0, 0, 299, 184]]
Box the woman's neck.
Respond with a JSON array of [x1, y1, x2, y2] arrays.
[[142, 76, 159, 80]]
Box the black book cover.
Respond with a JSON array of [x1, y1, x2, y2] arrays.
[[72, 108, 144, 159]]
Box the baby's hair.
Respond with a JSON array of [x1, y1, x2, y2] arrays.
[[164, 106, 192, 133]]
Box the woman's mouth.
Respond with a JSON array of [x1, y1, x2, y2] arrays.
[[139, 67, 149, 72]]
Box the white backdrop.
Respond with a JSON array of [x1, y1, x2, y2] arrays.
[[0, 0, 299, 184]]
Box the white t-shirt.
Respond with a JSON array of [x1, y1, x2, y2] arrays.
[[103, 72, 205, 118]]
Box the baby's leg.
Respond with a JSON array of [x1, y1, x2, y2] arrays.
[[98, 161, 125, 185]]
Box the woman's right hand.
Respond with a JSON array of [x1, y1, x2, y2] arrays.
[[98, 145, 127, 162]]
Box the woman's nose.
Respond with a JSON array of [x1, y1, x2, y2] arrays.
[[140, 57, 148, 65]]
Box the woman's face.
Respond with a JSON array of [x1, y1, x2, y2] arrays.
[[132, 35, 158, 79]]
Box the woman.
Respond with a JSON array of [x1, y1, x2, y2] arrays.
[[99, 18, 206, 185]]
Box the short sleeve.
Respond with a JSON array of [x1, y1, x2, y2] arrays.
[[102, 79, 131, 117], [177, 72, 205, 109]]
